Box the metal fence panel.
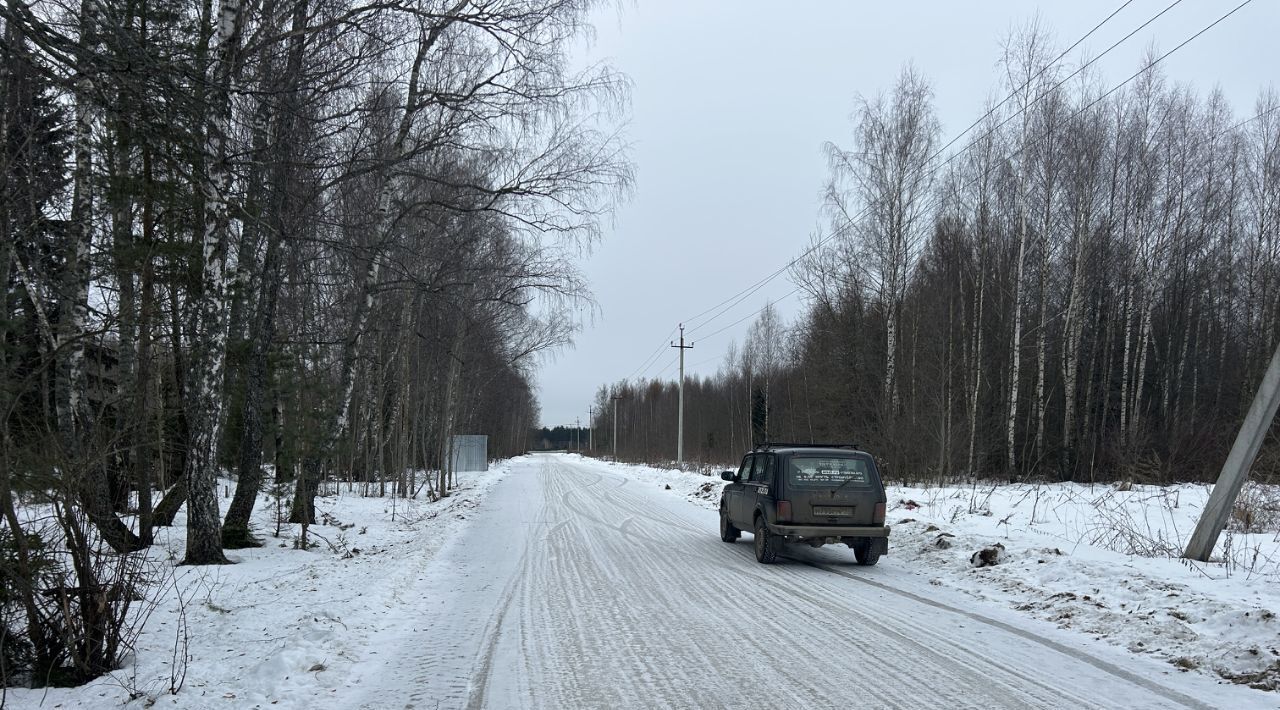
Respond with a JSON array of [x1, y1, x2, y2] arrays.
[[451, 435, 488, 472]]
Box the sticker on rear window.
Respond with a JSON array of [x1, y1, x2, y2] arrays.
[[789, 457, 871, 487]]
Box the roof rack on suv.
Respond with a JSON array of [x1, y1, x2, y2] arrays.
[[754, 442, 859, 451]]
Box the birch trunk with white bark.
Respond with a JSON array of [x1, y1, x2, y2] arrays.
[[182, 0, 246, 565], [1006, 188, 1029, 475]]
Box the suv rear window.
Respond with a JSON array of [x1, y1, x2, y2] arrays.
[[787, 456, 873, 488]]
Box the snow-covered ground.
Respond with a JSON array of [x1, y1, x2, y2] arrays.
[[596, 457, 1280, 693], [331, 453, 1268, 708], [9, 460, 514, 709], [14, 453, 1280, 708]]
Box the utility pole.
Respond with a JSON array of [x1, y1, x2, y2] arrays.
[[671, 323, 694, 464], [575, 417, 580, 452], [588, 406, 595, 451], [1184, 341, 1280, 561], [611, 393, 624, 460]]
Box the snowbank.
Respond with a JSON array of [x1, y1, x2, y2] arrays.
[[886, 481, 1280, 691]]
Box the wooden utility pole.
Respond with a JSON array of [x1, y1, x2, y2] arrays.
[[671, 324, 694, 463], [588, 405, 595, 451], [1184, 342, 1280, 561]]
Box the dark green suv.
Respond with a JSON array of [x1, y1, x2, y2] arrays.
[[718, 444, 890, 565]]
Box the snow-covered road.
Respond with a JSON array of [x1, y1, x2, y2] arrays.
[[333, 454, 1267, 709]]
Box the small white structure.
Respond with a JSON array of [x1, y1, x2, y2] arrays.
[[450, 435, 489, 472]]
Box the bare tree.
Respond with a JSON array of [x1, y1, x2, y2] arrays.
[[825, 64, 939, 425]]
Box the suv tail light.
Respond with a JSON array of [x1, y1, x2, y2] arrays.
[[873, 502, 885, 524], [776, 500, 792, 522]]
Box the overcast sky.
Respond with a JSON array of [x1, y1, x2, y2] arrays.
[[534, 0, 1278, 428]]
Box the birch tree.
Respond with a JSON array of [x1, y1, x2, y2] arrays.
[[999, 24, 1056, 476], [825, 64, 939, 423], [180, 0, 249, 565]]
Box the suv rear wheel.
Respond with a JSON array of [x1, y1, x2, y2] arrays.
[[853, 538, 880, 566], [719, 507, 740, 542], [753, 516, 780, 564]]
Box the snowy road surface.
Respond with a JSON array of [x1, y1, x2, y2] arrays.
[[333, 454, 1267, 709]]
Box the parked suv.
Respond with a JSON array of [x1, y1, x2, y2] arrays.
[[718, 443, 889, 565]]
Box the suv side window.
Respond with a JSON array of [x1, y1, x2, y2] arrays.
[[758, 454, 775, 485], [737, 455, 754, 482]]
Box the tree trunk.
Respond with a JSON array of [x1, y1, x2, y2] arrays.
[[62, 0, 143, 554], [884, 300, 899, 417], [1033, 244, 1049, 469], [386, 296, 417, 497], [224, 0, 307, 548], [110, 119, 137, 514], [1119, 278, 1137, 439], [1006, 188, 1030, 476], [1130, 300, 1154, 442], [940, 297, 954, 476], [967, 227, 987, 475], [436, 316, 469, 498], [1061, 210, 1089, 477], [182, 0, 247, 566], [221, 204, 285, 547], [136, 147, 158, 546]]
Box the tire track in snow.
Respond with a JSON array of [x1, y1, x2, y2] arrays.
[[795, 558, 1216, 710], [680, 536, 1088, 708], [463, 556, 530, 710], [336, 460, 548, 710], [748, 567, 1099, 707]]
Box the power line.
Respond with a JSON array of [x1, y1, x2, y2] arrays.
[[921, 0, 1188, 187], [684, 257, 801, 335], [687, 352, 728, 371], [697, 287, 802, 345], [663, 105, 1272, 385], [926, 0, 1144, 171], [1078, 0, 1254, 116], [651, 351, 681, 381], [617, 0, 1254, 386], [622, 324, 679, 382], [665, 95, 1269, 387], [922, 0, 1263, 221], [682, 0, 1161, 341], [657, 286, 806, 381]]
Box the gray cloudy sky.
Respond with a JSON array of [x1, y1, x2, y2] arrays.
[[535, 0, 1278, 427]]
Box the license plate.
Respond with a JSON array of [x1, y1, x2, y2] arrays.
[[813, 506, 852, 517]]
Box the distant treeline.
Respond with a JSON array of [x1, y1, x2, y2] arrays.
[[533, 426, 592, 451]]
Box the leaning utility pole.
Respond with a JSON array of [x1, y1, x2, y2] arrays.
[[1184, 341, 1280, 561], [612, 393, 624, 460], [671, 324, 694, 464]]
